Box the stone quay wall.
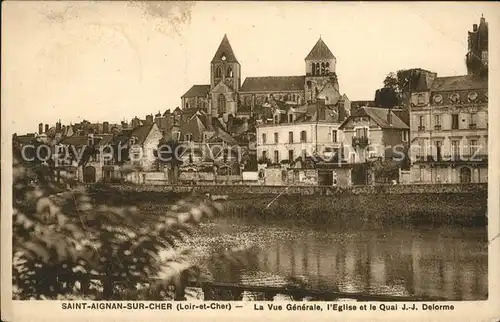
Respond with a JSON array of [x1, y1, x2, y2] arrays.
[[98, 182, 487, 196], [90, 183, 488, 226]]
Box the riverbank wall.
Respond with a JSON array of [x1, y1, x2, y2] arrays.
[[90, 183, 488, 226]]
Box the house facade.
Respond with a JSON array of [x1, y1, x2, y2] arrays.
[[339, 107, 410, 164], [256, 98, 348, 165], [338, 107, 410, 185], [409, 16, 488, 184]]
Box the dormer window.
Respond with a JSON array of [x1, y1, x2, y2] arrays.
[[417, 93, 425, 105], [184, 133, 193, 142]]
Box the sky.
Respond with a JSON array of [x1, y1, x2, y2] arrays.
[[2, 1, 496, 134]]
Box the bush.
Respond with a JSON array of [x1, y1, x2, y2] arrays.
[[12, 145, 223, 300]]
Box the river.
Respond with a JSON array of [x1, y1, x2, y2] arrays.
[[187, 218, 487, 301]]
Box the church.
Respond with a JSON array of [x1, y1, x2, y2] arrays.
[[180, 34, 350, 122]]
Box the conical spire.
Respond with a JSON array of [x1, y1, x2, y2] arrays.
[[305, 37, 335, 61], [211, 34, 238, 63]]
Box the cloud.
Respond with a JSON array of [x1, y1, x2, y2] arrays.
[[127, 1, 195, 37], [39, 3, 80, 24]]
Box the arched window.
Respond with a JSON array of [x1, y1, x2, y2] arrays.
[[460, 167, 472, 183], [227, 66, 233, 77], [215, 67, 222, 78], [218, 94, 226, 114], [417, 93, 425, 105], [325, 62, 330, 74], [300, 130, 307, 143], [321, 62, 326, 75], [312, 63, 316, 76]]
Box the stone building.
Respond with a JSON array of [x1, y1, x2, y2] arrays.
[[238, 37, 346, 114], [256, 98, 349, 165], [180, 34, 349, 122], [339, 107, 410, 185], [409, 16, 488, 184]]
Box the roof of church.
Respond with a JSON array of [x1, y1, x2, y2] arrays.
[[430, 75, 487, 92], [211, 34, 238, 63], [305, 38, 335, 61], [240, 76, 305, 93], [181, 85, 211, 98]]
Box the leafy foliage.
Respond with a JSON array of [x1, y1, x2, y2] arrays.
[[374, 69, 423, 108], [370, 159, 400, 184], [12, 142, 224, 300]]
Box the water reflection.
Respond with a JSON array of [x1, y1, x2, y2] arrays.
[[196, 221, 487, 301]]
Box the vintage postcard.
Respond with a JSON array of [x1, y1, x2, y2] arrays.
[[2, 1, 499, 321]]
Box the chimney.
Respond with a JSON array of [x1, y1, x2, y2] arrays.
[[131, 117, 140, 128], [387, 109, 393, 126], [45, 124, 49, 133], [206, 96, 213, 129], [338, 101, 346, 122], [473, 24, 478, 32], [103, 121, 110, 134], [56, 120, 61, 132], [87, 133, 94, 146], [227, 114, 234, 133], [38, 123, 43, 134], [145, 114, 154, 125], [317, 99, 326, 121]]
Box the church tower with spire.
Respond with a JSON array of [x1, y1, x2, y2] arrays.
[[304, 37, 339, 103], [209, 34, 241, 118]]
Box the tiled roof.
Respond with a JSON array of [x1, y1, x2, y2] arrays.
[[207, 128, 237, 145], [181, 85, 211, 98], [430, 75, 487, 92], [179, 115, 206, 142], [129, 124, 156, 145], [340, 107, 408, 130], [211, 34, 238, 63], [58, 134, 114, 147], [15, 134, 38, 145], [240, 76, 305, 93], [305, 38, 335, 61], [294, 104, 340, 123]]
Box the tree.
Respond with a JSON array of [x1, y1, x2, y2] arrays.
[[12, 143, 223, 300], [374, 69, 422, 108], [370, 158, 400, 184]]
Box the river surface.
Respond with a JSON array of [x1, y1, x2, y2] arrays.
[[185, 218, 487, 301]]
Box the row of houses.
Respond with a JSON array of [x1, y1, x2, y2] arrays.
[[14, 16, 488, 187]]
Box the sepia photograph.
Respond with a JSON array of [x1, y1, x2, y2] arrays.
[[2, 1, 499, 320]]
